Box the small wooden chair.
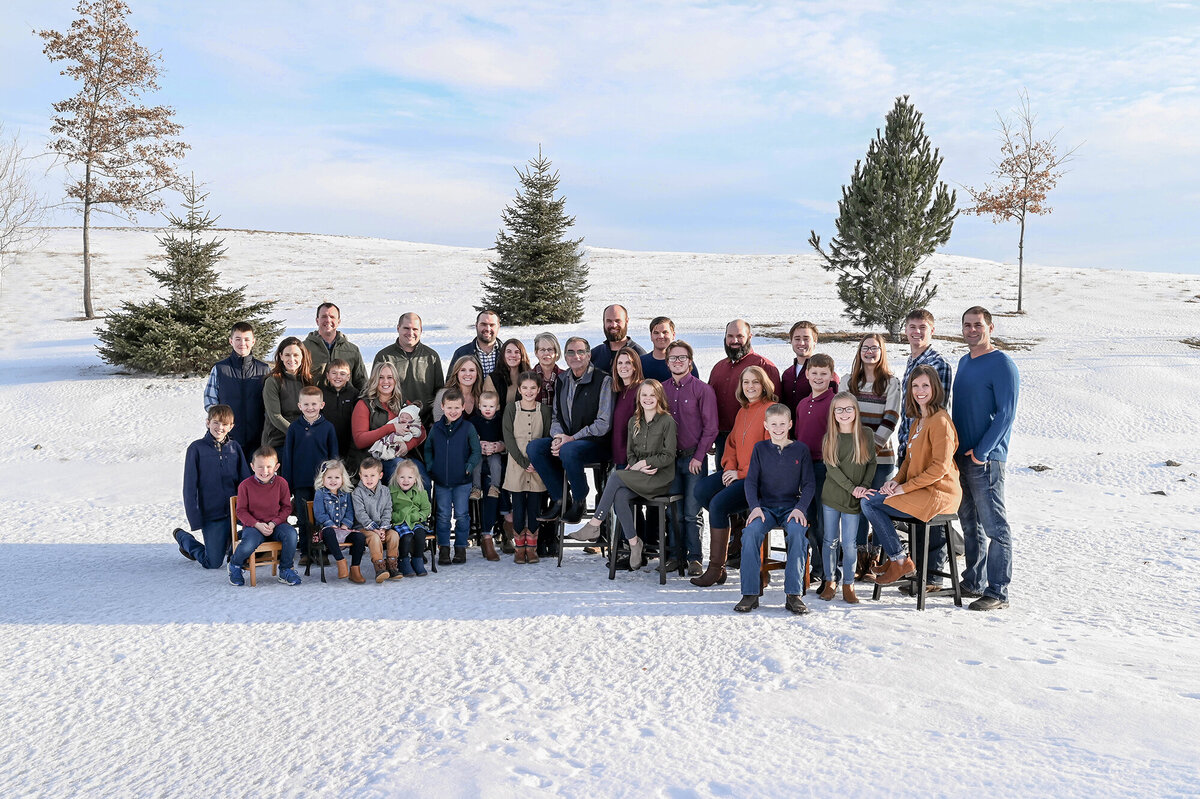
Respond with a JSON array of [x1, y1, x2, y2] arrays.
[[229, 496, 282, 587]]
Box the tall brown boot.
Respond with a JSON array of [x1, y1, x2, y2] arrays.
[[373, 558, 390, 583], [691, 527, 730, 587], [502, 520, 517, 554], [481, 535, 500, 562], [525, 531, 540, 564]]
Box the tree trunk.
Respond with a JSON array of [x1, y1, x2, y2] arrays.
[[83, 198, 94, 319], [1017, 214, 1026, 314]]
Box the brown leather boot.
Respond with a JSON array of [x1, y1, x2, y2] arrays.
[[373, 558, 390, 583], [876, 556, 917, 586], [819, 580, 836, 601], [349, 565, 365, 584], [481, 535, 500, 561], [525, 533, 540, 564], [514, 531, 528, 564], [843, 584, 860, 604], [336, 558, 349, 579], [502, 520, 517, 554], [387, 557, 403, 579], [726, 519, 743, 570], [691, 528, 730, 587]]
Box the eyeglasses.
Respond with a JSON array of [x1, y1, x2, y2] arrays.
[[667, 355, 690, 363], [535, 347, 556, 354], [860, 346, 881, 353], [565, 349, 588, 357], [833, 407, 857, 414]]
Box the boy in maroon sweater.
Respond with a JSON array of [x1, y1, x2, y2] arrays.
[[792, 353, 835, 588], [230, 447, 301, 586]]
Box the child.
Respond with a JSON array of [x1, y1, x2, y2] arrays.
[[283, 385, 341, 560], [735, 403, 815, 615], [390, 459, 432, 577], [230, 446, 301, 586], [819, 393, 877, 604], [351, 457, 402, 583], [312, 459, 361, 581], [320, 358, 359, 469], [470, 391, 506, 501], [369, 404, 423, 460], [793, 353, 836, 591], [203, 322, 269, 465], [175, 404, 250, 570], [502, 372, 551, 564], [425, 389, 483, 564]]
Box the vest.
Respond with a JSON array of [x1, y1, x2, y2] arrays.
[[214, 352, 269, 453], [555, 368, 609, 445]]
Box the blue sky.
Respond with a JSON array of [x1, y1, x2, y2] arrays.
[[3, 0, 1198, 272]]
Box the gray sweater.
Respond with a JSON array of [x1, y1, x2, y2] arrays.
[[352, 483, 393, 529]]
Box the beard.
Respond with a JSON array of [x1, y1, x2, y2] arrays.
[[605, 326, 628, 343], [724, 342, 750, 361]]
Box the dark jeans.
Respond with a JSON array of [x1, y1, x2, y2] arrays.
[[669, 453, 707, 562], [860, 493, 946, 583], [807, 462, 827, 580], [857, 464, 895, 547], [178, 519, 229, 570], [694, 472, 747, 529], [957, 457, 1012, 601], [323, 528, 367, 566], [511, 491, 545, 532], [434, 482, 471, 546], [526, 436, 607, 504]]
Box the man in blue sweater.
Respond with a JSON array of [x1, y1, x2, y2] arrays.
[[952, 307, 1020, 611]]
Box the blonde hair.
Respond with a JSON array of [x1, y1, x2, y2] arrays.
[[390, 458, 426, 492], [364, 362, 405, 415], [632, 379, 669, 437], [822, 392, 872, 466], [735, 365, 778, 407], [314, 459, 353, 492]]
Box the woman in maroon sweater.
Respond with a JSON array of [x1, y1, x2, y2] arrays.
[[351, 362, 427, 484], [609, 347, 644, 467]]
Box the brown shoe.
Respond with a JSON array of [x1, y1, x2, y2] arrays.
[[481, 535, 500, 562], [387, 557, 403, 579], [525, 539, 540, 564], [819, 580, 836, 601], [336, 558, 349, 580], [501, 520, 517, 554], [514, 531, 528, 563], [691, 527, 730, 587], [349, 565, 365, 584], [373, 558, 390, 583], [876, 557, 917, 586], [843, 584, 860, 604]]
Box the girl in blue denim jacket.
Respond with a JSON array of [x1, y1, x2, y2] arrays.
[[313, 460, 362, 580]]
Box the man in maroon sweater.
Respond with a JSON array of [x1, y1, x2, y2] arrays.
[[780, 321, 838, 417], [230, 447, 301, 586], [707, 319, 781, 464]]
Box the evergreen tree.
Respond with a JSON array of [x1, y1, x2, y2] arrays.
[[478, 147, 587, 325], [809, 96, 957, 339], [97, 178, 282, 375]]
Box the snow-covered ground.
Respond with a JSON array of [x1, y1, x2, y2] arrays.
[[1, 227, 1198, 798]]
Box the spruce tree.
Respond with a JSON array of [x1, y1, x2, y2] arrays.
[[97, 178, 282, 375], [478, 147, 587, 325], [809, 96, 957, 339]]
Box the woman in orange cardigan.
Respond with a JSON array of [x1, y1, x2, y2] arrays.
[[691, 366, 775, 587], [860, 364, 962, 586]]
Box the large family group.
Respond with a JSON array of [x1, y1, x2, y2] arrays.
[[175, 301, 1019, 614]]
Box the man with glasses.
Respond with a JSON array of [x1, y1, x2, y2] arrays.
[[528, 337, 614, 524]]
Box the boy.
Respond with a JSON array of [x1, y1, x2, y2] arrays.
[[203, 322, 270, 465], [426, 389, 483, 564], [282, 386, 340, 559], [175, 405, 250, 570], [231, 446, 301, 586], [470, 391, 505, 500], [351, 457, 401, 583], [736, 403, 815, 615], [320, 358, 359, 469], [793, 353, 836, 589]]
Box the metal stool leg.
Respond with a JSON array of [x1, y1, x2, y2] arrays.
[[945, 524, 962, 607], [917, 521, 930, 611]]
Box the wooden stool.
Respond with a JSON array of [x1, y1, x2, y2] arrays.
[[872, 512, 961, 610], [757, 526, 810, 596]]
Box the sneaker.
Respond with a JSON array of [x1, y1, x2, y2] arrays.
[[228, 564, 245, 586], [469, 488, 483, 500], [278, 568, 302, 586], [687, 560, 703, 577], [968, 595, 1009, 611], [173, 528, 196, 561]]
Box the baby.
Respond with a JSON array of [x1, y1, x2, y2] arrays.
[[369, 404, 423, 460]]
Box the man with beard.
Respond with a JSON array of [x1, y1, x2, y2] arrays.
[[450, 309, 501, 381], [707, 319, 781, 463], [590, 304, 646, 373]]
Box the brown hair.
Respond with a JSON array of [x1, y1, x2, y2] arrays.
[[611, 346, 645, 393], [788, 320, 818, 339], [846, 333, 894, 395], [270, 336, 313, 384], [904, 364, 946, 419], [299, 385, 323, 398], [252, 446, 278, 462], [358, 456, 383, 473], [962, 305, 993, 325], [906, 308, 935, 325], [807, 353, 835, 372], [500, 338, 532, 376], [666, 340, 694, 362], [649, 316, 675, 333], [446, 355, 485, 404], [441, 387, 465, 405], [207, 404, 234, 424], [735, 365, 778, 407]]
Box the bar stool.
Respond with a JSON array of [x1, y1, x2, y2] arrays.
[[607, 493, 684, 584], [872, 512, 961, 610], [555, 462, 609, 566]]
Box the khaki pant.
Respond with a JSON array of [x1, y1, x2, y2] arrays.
[[363, 528, 400, 559]]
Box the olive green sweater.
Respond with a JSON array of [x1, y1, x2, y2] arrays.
[[821, 431, 878, 514]]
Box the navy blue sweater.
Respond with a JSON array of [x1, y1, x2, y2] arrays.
[[183, 433, 250, 528], [744, 439, 815, 512], [471, 412, 503, 443], [282, 415, 340, 493], [425, 416, 482, 487]]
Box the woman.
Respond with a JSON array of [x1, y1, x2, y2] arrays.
[[351, 362, 426, 483], [433, 355, 493, 421], [532, 332, 564, 408], [844, 333, 903, 579], [859, 364, 962, 586], [262, 337, 313, 451], [691, 366, 776, 587], [490, 339, 532, 409], [609, 347, 645, 467], [567, 380, 677, 570]]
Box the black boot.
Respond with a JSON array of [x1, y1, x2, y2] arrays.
[[538, 500, 564, 522], [438, 545, 452, 565], [452, 545, 467, 564]]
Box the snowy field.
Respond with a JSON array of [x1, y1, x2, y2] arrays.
[[1, 227, 1199, 798]]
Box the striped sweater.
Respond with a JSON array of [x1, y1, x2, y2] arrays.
[[842, 373, 902, 466]]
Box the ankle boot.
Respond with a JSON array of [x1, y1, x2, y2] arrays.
[[843, 584, 860, 604], [438, 545, 452, 565], [481, 535, 500, 562], [691, 527, 730, 587], [525, 532, 540, 564], [387, 556, 403, 579], [819, 580, 836, 601], [349, 564, 365, 583], [514, 531, 528, 564], [502, 520, 517, 554], [452, 546, 467, 564], [373, 558, 390, 583], [336, 558, 349, 579]]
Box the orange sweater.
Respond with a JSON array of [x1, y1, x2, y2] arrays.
[[885, 409, 962, 522], [721, 398, 771, 478]]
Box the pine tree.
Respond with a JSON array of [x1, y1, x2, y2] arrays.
[[97, 178, 282, 375], [478, 147, 587, 325], [809, 96, 957, 340]]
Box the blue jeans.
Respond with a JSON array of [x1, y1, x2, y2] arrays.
[[434, 482, 471, 546], [740, 506, 808, 596], [860, 493, 946, 582], [527, 437, 607, 504], [670, 453, 708, 562], [179, 518, 230, 569], [957, 457, 1012, 601], [822, 505, 859, 585], [693, 473, 747, 529], [857, 464, 895, 547], [232, 522, 298, 569]]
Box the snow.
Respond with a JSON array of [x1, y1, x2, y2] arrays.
[[1, 227, 1199, 798]]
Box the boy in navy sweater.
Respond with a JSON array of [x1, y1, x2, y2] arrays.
[[736, 403, 816, 615], [175, 405, 250, 569], [426, 389, 482, 564], [283, 386, 340, 554]]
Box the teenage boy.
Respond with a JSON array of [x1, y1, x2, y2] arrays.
[[203, 322, 270, 464], [175, 404, 250, 569], [897, 309, 952, 460], [735, 403, 815, 615], [282, 386, 340, 555], [792, 353, 836, 589], [640, 317, 699, 382], [230, 447, 301, 586], [320, 358, 359, 468], [426, 389, 484, 564]]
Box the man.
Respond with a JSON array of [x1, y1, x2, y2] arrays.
[[449, 309, 501, 380], [707, 319, 781, 463], [527, 337, 613, 524], [303, 302, 368, 390], [590, 304, 646, 373], [640, 316, 698, 382], [373, 312, 445, 427], [203, 321, 270, 464], [779, 321, 837, 416], [661, 341, 719, 578], [952, 306, 1019, 612]]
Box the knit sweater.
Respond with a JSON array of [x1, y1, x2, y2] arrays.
[[821, 431, 878, 513], [236, 474, 292, 527], [352, 483, 393, 529], [843, 373, 901, 466], [721, 398, 771, 478], [744, 439, 815, 512]]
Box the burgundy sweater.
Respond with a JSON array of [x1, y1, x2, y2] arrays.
[[236, 474, 292, 527]]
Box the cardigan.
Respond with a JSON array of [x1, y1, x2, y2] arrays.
[[885, 409, 962, 522]]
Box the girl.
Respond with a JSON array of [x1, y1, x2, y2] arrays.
[[568, 380, 677, 571], [490, 339, 532, 409], [502, 371, 551, 563], [532, 332, 563, 408], [819, 393, 877, 604], [262, 336, 313, 450], [860, 365, 962, 587], [312, 459, 364, 581], [844, 333, 902, 579], [609, 347, 645, 467], [351, 362, 425, 484], [390, 459, 431, 577], [434, 355, 492, 420]]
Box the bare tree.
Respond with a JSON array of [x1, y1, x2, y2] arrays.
[[0, 123, 48, 295], [38, 0, 189, 319], [963, 90, 1080, 313]]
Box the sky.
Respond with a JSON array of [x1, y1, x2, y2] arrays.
[[2, 0, 1198, 273]]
